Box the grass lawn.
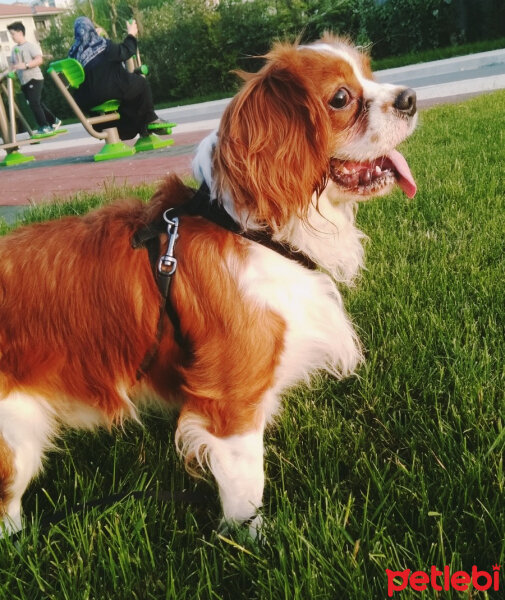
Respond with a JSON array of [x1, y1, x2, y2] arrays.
[[1, 90, 504, 599]]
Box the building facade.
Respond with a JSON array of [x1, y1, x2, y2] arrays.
[[0, 3, 64, 70]]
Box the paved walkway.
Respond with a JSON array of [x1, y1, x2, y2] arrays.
[[0, 127, 210, 209]]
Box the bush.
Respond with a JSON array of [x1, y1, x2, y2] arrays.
[[138, 0, 505, 103], [361, 0, 454, 58], [36, 0, 505, 108]]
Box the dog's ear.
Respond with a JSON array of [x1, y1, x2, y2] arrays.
[[215, 54, 331, 230]]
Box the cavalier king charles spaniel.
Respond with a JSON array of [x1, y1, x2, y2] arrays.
[[0, 34, 417, 537]]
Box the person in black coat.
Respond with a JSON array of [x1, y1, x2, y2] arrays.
[[69, 16, 166, 140]]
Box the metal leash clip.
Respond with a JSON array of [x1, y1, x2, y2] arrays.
[[157, 210, 180, 297]]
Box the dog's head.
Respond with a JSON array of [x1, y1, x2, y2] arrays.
[[213, 34, 417, 230]]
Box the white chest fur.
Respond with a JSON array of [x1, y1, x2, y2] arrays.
[[238, 243, 363, 424]]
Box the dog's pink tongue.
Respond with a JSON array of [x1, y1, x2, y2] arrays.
[[388, 149, 417, 198]]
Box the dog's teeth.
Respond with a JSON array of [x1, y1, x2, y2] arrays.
[[351, 169, 356, 174], [375, 166, 382, 175], [342, 166, 350, 175], [361, 169, 372, 185]]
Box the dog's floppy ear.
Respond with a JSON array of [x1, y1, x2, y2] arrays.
[[215, 50, 331, 230]]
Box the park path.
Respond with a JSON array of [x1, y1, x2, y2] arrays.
[[0, 129, 208, 207]]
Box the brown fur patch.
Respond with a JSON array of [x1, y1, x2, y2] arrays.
[[0, 179, 193, 424], [147, 216, 286, 438]]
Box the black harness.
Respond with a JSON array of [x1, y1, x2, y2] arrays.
[[131, 182, 316, 378]]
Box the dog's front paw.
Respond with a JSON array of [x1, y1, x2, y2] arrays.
[[0, 512, 23, 540], [218, 513, 264, 540]]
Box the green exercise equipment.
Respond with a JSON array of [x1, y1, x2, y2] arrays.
[[48, 58, 175, 162], [134, 133, 174, 153], [0, 150, 35, 167]]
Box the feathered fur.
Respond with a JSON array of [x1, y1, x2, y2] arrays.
[[0, 35, 417, 537]]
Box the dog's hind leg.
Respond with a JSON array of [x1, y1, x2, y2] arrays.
[[0, 393, 57, 537]]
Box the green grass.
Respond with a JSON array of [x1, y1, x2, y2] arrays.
[[1, 91, 505, 599]]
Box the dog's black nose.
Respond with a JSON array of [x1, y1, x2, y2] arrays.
[[394, 88, 417, 116]]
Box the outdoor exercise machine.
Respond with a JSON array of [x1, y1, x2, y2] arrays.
[[0, 70, 38, 167], [47, 56, 176, 162], [0, 66, 70, 167]]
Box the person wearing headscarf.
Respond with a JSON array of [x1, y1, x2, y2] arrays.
[[68, 16, 166, 140]]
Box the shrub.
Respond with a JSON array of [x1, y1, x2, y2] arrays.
[[36, 0, 505, 108]]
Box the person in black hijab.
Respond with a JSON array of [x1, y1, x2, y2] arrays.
[[69, 16, 166, 140]]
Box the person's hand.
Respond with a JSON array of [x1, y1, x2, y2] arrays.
[[12, 61, 26, 71], [126, 19, 138, 37]]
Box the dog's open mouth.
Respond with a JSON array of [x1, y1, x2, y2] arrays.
[[330, 149, 417, 199]]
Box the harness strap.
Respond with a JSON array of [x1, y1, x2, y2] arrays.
[[174, 183, 318, 270], [133, 211, 184, 379], [132, 182, 317, 378]]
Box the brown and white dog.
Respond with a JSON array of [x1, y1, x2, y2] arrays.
[[0, 35, 417, 537]]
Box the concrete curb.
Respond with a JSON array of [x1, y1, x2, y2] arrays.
[[376, 48, 505, 80], [416, 73, 505, 99]]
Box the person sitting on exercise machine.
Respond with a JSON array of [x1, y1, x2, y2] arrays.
[[68, 16, 167, 140]]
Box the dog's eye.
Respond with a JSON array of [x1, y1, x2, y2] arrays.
[[330, 88, 351, 109]]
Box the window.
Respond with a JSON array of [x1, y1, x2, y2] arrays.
[[0, 31, 9, 43]]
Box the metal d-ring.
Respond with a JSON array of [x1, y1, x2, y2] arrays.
[[157, 211, 180, 290]]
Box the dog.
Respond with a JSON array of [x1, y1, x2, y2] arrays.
[[0, 34, 417, 537]]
